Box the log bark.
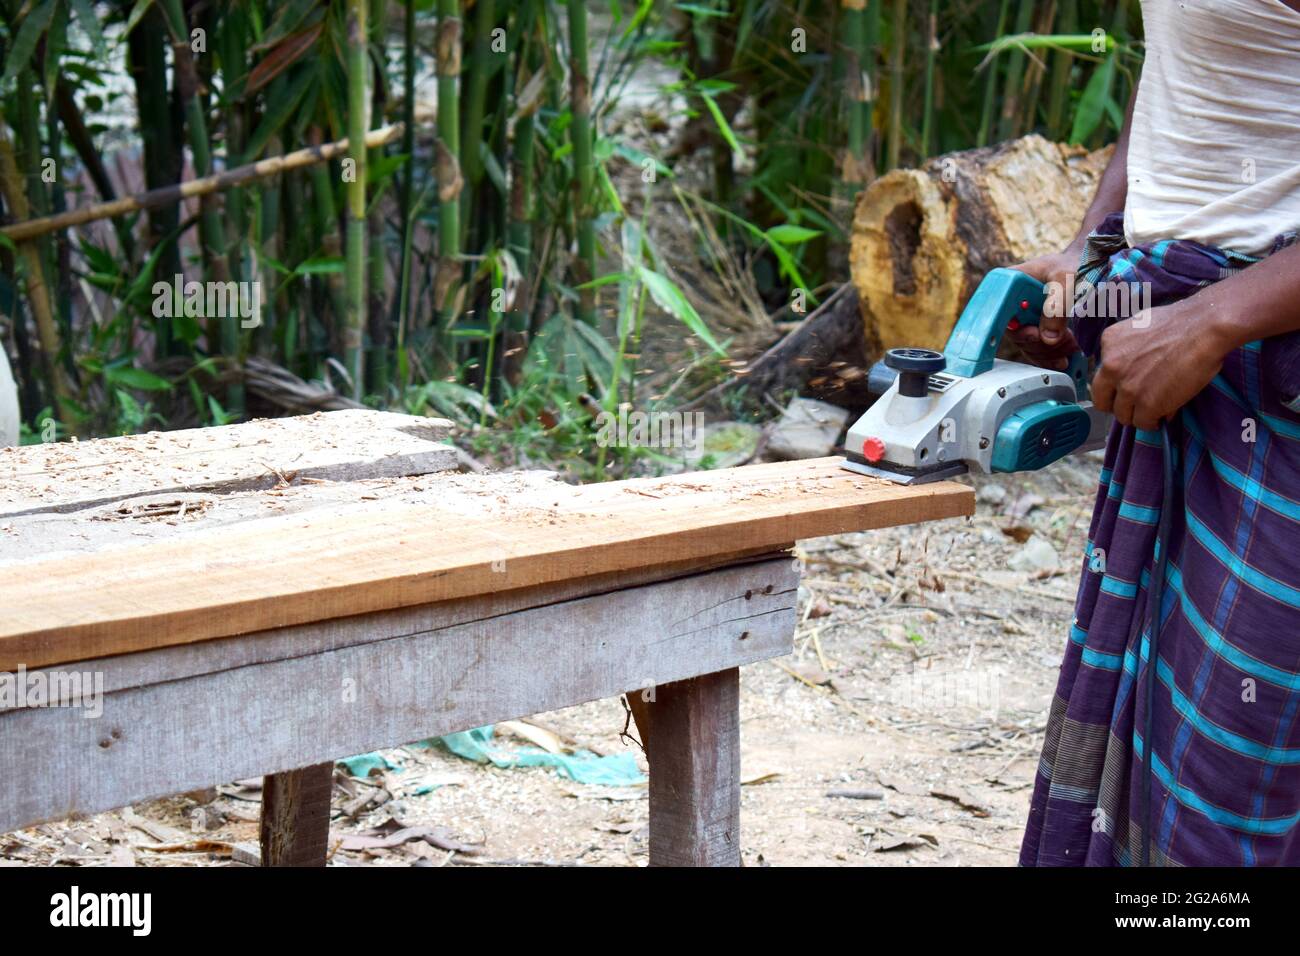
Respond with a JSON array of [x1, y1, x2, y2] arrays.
[[849, 134, 1113, 352]]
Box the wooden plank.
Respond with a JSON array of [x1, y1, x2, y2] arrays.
[[0, 409, 455, 518], [0, 558, 796, 833], [0, 457, 970, 670], [0, 470, 560, 569], [259, 763, 334, 867], [643, 669, 741, 867], [1, 548, 792, 704]]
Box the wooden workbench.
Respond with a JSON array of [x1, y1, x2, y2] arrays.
[[0, 410, 971, 866]]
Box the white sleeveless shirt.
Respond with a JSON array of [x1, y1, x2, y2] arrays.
[[1125, 0, 1300, 256]]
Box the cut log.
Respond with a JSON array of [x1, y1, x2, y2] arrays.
[[849, 134, 1113, 352]]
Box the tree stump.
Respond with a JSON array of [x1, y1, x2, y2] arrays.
[[849, 134, 1113, 352]]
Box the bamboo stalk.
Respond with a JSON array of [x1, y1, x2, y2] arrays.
[[436, 0, 463, 332], [1018, 0, 1057, 134], [396, 0, 416, 340], [508, 6, 538, 334], [157, 0, 229, 279], [0, 127, 403, 244], [1047, 0, 1079, 139], [886, 0, 907, 170], [996, 0, 1035, 141], [159, 0, 242, 412], [865, 0, 882, 177], [344, 0, 369, 399], [569, 0, 596, 323], [14, 68, 60, 354], [977, 0, 1010, 147], [307, 128, 350, 370], [0, 127, 74, 424], [367, 0, 389, 398], [126, 5, 182, 355], [282, 163, 309, 368], [921, 0, 937, 157], [462, 0, 496, 192], [840, 0, 872, 185]]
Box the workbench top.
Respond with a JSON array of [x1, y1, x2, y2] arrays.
[[0, 411, 972, 670]]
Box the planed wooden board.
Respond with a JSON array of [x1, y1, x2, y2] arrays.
[[0, 457, 970, 670], [0, 559, 796, 833], [0, 409, 456, 518]]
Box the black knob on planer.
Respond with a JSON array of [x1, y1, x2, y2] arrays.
[[883, 348, 945, 398]]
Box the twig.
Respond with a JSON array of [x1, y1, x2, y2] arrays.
[[1, 125, 404, 243]]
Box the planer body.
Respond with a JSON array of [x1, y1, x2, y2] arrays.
[[842, 268, 1111, 485]]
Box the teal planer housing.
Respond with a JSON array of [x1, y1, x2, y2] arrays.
[[944, 268, 1092, 474]]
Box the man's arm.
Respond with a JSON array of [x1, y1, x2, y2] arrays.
[[1092, 242, 1300, 430], [1010, 89, 1137, 368]]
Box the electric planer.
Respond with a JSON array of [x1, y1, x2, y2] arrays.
[[842, 267, 1111, 485]]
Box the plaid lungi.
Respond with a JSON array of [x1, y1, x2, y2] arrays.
[[1019, 213, 1300, 866]]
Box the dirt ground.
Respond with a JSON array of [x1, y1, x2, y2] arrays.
[[0, 454, 1105, 868]]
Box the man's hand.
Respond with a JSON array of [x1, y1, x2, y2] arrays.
[[1092, 301, 1228, 431], [1009, 250, 1082, 371]]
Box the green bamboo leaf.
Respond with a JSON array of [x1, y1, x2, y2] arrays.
[[294, 256, 345, 275], [122, 0, 156, 39], [765, 224, 821, 245], [420, 381, 498, 422], [68, 0, 108, 60], [636, 266, 725, 356], [243, 65, 316, 159], [613, 142, 671, 180], [763, 236, 813, 294], [367, 152, 410, 187], [576, 272, 631, 291], [124, 236, 170, 302], [43, 1, 69, 104], [696, 78, 738, 95], [106, 366, 173, 391], [256, 0, 322, 51], [598, 162, 624, 217], [975, 33, 1114, 55], [481, 146, 509, 197], [620, 0, 655, 41], [570, 320, 617, 386], [1070, 55, 1115, 145], [676, 3, 729, 17], [1103, 95, 1125, 132], [207, 395, 236, 426], [700, 93, 742, 156], [3, 0, 58, 85]]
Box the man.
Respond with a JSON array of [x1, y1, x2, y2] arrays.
[[1013, 0, 1300, 865]]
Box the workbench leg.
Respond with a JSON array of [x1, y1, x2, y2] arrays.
[[634, 668, 741, 867], [259, 762, 334, 866]]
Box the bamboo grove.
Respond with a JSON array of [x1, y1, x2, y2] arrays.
[[0, 1, 1142, 472]]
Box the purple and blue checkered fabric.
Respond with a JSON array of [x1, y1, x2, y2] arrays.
[[1020, 214, 1300, 866]]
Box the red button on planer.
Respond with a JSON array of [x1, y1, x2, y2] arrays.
[[862, 437, 885, 462]]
